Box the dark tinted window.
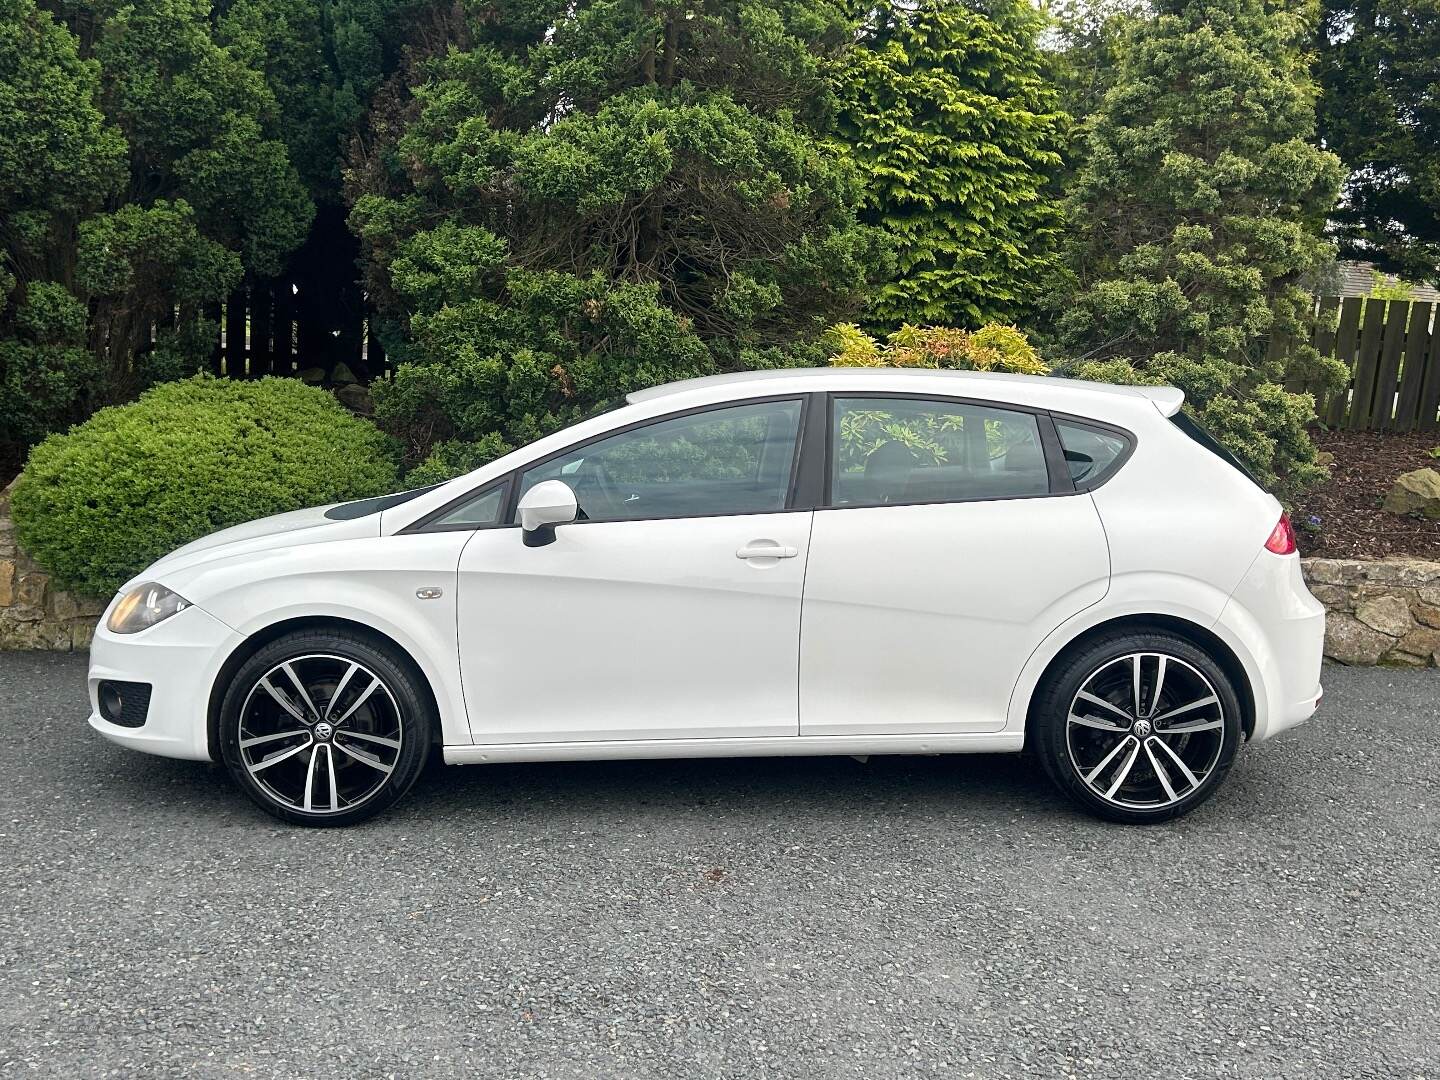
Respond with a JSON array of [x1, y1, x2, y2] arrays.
[[516, 398, 803, 522], [1169, 411, 1259, 485], [829, 397, 1049, 507], [1055, 420, 1130, 487]]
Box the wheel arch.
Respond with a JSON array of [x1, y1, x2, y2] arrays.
[[1023, 614, 1257, 742], [206, 615, 445, 762]]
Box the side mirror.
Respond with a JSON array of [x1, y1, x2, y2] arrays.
[[517, 479, 578, 547]]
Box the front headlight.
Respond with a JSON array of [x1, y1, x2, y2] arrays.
[[107, 582, 191, 634]]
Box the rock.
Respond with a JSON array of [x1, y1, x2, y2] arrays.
[[1356, 558, 1440, 587], [0, 619, 73, 650], [14, 571, 48, 614], [1324, 613, 1395, 665], [1396, 626, 1440, 665], [334, 383, 373, 415], [1421, 584, 1440, 607], [298, 366, 326, 385], [1382, 468, 1440, 519], [0, 558, 13, 607], [1355, 594, 1414, 637], [330, 361, 358, 385], [1381, 649, 1430, 667], [71, 620, 95, 651], [1302, 558, 1360, 586], [1414, 601, 1440, 630], [48, 588, 99, 622], [1307, 583, 1351, 610]]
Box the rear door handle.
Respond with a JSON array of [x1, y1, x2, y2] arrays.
[[736, 541, 799, 560]]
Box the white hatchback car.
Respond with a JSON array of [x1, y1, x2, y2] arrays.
[[87, 368, 1324, 826]]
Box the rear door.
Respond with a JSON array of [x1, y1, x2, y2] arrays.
[[799, 394, 1111, 735]]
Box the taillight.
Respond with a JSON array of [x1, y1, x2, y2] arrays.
[[1264, 512, 1297, 555]]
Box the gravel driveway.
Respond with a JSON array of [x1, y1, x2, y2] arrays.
[[1, 652, 1437, 1079]]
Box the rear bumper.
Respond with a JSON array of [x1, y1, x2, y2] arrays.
[[87, 604, 242, 762], [1217, 552, 1325, 742]]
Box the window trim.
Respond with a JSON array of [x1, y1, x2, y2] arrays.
[[1050, 410, 1137, 493], [818, 391, 1072, 511]]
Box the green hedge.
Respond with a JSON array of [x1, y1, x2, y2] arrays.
[[12, 376, 400, 596]]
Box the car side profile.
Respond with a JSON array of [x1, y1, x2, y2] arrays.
[[86, 368, 1324, 826]]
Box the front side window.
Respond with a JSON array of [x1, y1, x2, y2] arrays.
[[515, 398, 804, 522], [829, 397, 1049, 507]]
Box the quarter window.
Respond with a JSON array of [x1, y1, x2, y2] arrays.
[[1055, 420, 1130, 487], [426, 484, 507, 529], [515, 398, 804, 522], [829, 397, 1049, 507]]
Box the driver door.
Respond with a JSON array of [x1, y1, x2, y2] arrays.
[[453, 396, 813, 745]]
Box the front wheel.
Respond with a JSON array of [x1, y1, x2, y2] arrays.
[[218, 629, 434, 826], [1031, 632, 1243, 824]]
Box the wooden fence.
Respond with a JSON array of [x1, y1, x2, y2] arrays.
[[1305, 296, 1440, 432], [199, 278, 388, 382]]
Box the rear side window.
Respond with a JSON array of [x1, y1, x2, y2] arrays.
[[829, 397, 1050, 506], [1168, 411, 1260, 485], [1055, 420, 1131, 488]]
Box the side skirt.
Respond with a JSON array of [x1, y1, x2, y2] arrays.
[[443, 732, 1025, 766]]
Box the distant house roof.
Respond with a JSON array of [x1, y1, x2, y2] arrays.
[[1334, 260, 1440, 302]]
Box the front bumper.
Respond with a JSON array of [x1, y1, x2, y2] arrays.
[[87, 603, 243, 762]]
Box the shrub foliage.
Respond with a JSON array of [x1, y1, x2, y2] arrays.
[[837, 0, 1068, 327], [349, 0, 887, 482], [11, 377, 399, 596], [1055, 0, 1346, 497]]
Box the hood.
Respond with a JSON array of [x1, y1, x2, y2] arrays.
[[141, 503, 383, 584]]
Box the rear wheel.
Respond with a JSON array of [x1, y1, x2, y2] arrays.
[[218, 630, 434, 826], [1031, 631, 1242, 823]]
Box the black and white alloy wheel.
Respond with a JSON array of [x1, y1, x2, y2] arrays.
[[220, 630, 433, 826], [1032, 632, 1242, 823]]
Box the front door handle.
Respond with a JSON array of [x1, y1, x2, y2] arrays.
[[736, 541, 799, 560]]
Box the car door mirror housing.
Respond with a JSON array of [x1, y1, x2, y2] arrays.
[[518, 480, 579, 546]]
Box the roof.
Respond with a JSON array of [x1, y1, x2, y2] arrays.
[[1333, 260, 1440, 302], [627, 367, 1185, 417]]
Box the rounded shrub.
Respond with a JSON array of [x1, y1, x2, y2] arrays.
[[12, 375, 401, 597]]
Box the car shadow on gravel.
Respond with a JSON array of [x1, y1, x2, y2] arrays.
[[398, 749, 1063, 826]]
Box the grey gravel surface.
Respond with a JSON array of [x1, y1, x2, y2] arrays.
[[1, 653, 1438, 1080]]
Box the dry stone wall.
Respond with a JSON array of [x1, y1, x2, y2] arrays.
[[0, 481, 107, 651]]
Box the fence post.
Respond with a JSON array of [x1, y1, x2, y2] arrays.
[[224, 287, 247, 378], [1326, 296, 1363, 427], [1394, 301, 1433, 432]]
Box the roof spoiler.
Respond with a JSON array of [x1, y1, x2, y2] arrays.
[[1135, 385, 1185, 417]]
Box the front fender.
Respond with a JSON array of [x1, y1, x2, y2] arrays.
[[161, 532, 474, 747]]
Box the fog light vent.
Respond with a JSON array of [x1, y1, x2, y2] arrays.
[[98, 680, 152, 729]]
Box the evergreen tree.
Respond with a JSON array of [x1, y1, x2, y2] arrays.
[[1057, 0, 1346, 497], [837, 0, 1068, 327], [1, 0, 313, 453], [1317, 0, 1440, 285], [350, 0, 886, 479]]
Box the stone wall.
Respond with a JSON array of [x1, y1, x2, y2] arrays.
[[0, 482, 106, 651], [1302, 557, 1440, 667]]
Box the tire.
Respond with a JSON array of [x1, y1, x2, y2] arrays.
[[218, 629, 435, 827], [1030, 631, 1242, 824]]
